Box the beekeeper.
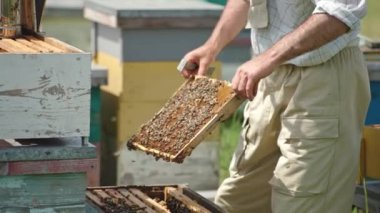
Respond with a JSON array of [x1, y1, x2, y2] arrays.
[[180, 0, 370, 212]]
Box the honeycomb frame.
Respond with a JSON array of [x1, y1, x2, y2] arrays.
[[127, 76, 243, 163]]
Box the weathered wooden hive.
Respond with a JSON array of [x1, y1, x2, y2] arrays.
[[86, 185, 223, 213], [0, 0, 90, 139], [0, 1, 95, 212], [127, 76, 243, 163]]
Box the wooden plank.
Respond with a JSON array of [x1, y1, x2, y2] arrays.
[[2, 39, 39, 53], [130, 142, 175, 161], [0, 53, 91, 139], [6, 158, 97, 176], [84, 7, 118, 28], [129, 188, 170, 213], [24, 36, 66, 53], [0, 138, 96, 162], [0, 146, 96, 162], [165, 187, 211, 213], [0, 40, 20, 52], [105, 189, 125, 200], [92, 189, 134, 211], [16, 38, 51, 52], [0, 173, 86, 208], [86, 191, 105, 208], [118, 188, 156, 213], [105, 189, 134, 206], [43, 37, 83, 53], [93, 189, 111, 200]]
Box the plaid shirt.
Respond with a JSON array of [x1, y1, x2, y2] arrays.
[[248, 0, 367, 66]]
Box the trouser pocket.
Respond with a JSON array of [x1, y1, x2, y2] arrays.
[[270, 118, 339, 197]]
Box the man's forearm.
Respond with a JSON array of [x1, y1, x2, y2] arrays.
[[261, 13, 350, 67], [205, 0, 249, 55]]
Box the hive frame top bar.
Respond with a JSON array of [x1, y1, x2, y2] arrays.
[[86, 184, 223, 213]]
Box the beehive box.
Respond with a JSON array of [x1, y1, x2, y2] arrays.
[[0, 137, 97, 212], [360, 125, 380, 179], [127, 76, 243, 163], [86, 185, 223, 213], [85, 0, 225, 186], [0, 35, 91, 139]]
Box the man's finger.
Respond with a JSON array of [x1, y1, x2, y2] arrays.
[[238, 73, 248, 99], [197, 61, 208, 76], [246, 78, 254, 100], [232, 71, 240, 91], [182, 70, 191, 78]]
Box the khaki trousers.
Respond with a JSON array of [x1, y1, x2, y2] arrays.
[[215, 47, 371, 213]]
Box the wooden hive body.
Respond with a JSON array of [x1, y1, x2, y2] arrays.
[[127, 76, 243, 163], [0, 138, 97, 212], [86, 185, 223, 213], [0, 34, 91, 139]]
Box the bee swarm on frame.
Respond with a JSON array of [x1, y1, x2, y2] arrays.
[[127, 77, 235, 163]]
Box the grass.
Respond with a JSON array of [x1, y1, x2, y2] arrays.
[[219, 109, 244, 182], [361, 0, 380, 39]]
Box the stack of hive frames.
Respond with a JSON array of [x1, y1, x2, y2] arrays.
[[0, 35, 81, 53], [127, 76, 243, 163], [86, 185, 223, 213]]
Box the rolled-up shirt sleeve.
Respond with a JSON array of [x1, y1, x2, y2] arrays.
[[312, 0, 367, 30]]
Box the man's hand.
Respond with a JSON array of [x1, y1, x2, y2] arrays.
[[181, 44, 217, 78], [179, 0, 249, 78], [232, 54, 276, 100]]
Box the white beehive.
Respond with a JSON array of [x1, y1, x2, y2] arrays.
[[0, 35, 91, 139]]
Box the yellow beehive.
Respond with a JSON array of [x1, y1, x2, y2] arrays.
[[360, 125, 380, 180]]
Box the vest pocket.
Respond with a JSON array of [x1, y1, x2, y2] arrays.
[[269, 118, 339, 197], [247, 0, 268, 29]]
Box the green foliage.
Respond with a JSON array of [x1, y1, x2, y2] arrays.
[[219, 110, 243, 182], [361, 0, 380, 38]]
